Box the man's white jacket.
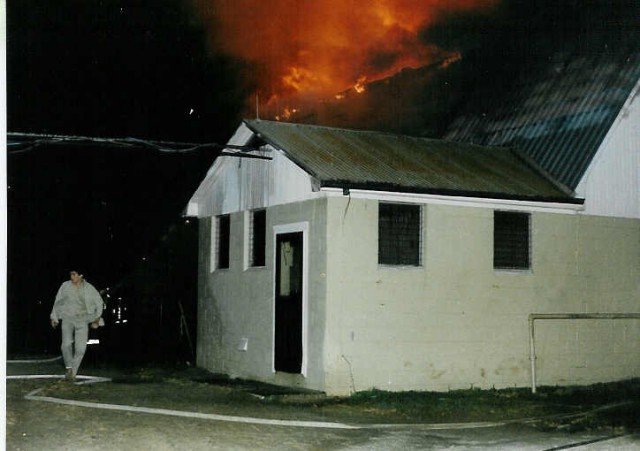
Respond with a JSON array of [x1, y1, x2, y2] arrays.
[[50, 280, 104, 323]]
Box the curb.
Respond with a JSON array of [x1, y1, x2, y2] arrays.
[[8, 372, 637, 431]]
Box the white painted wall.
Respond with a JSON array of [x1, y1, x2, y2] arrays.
[[576, 80, 640, 218], [187, 124, 319, 217], [196, 199, 329, 392], [198, 195, 640, 395], [322, 198, 640, 395]]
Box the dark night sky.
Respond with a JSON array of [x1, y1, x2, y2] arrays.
[[6, 0, 638, 355], [8, 1, 252, 141], [6, 0, 253, 354], [7, 0, 249, 280]]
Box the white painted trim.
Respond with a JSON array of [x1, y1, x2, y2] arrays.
[[185, 201, 198, 216], [209, 218, 217, 273], [242, 210, 250, 271], [23, 386, 358, 429], [320, 188, 584, 215], [273, 221, 310, 237], [272, 222, 309, 377]]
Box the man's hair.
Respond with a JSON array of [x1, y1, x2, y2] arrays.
[[69, 268, 84, 276]]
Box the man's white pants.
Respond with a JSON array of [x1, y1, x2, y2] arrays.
[[61, 318, 89, 376]]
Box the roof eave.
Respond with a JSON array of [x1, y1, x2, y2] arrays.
[[321, 180, 584, 205], [243, 119, 319, 179]]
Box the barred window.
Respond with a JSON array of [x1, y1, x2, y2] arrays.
[[493, 211, 530, 270], [249, 209, 266, 267], [378, 203, 421, 266], [216, 214, 230, 269]]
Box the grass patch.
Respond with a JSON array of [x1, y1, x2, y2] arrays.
[[332, 380, 640, 428], [338, 387, 551, 422], [33, 364, 640, 429]]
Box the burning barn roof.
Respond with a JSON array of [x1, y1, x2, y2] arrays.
[[194, 1, 639, 140], [195, 0, 497, 120]]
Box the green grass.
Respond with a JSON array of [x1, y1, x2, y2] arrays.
[[34, 364, 640, 430], [334, 380, 640, 428]]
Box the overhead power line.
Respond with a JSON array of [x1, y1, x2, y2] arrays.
[[6, 132, 271, 160]]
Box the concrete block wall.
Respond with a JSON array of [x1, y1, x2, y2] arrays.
[[323, 197, 640, 394], [198, 195, 639, 395], [196, 198, 329, 392]]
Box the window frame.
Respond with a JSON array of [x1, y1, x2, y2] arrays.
[[248, 209, 266, 268], [213, 214, 230, 271], [377, 202, 423, 267], [493, 210, 531, 272]]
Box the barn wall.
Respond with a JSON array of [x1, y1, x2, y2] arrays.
[[576, 81, 640, 219], [322, 197, 640, 394]]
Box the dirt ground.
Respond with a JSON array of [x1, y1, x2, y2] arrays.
[[7, 359, 371, 450], [7, 358, 640, 450]]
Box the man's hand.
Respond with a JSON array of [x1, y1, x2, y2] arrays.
[[50, 319, 59, 329], [90, 318, 100, 329]]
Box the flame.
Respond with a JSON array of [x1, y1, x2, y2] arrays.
[[275, 106, 300, 121], [354, 76, 367, 94], [281, 66, 322, 94], [439, 51, 463, 69], [195, 0, 497, 117]]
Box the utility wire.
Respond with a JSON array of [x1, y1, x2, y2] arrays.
[[7, 132, 271, 159]]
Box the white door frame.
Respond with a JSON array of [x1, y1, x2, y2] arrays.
[[272, 221, 309, 376]]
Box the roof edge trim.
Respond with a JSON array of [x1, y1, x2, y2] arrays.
[[321, 181, 584, 205]]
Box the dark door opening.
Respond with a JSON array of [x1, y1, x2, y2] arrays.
[[274, 232, 303, 373]]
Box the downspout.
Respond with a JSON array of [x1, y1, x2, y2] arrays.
[[529, 315, 537, 393], [528, 313, 640, 394]]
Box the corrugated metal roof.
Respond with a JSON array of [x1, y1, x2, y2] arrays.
[[245, 120, 577, 202], [445, 46, 640, 190]]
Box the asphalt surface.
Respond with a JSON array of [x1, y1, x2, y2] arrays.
[[7, 358, 640, 450]]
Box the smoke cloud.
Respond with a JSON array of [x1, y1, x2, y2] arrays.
[[195, 0, 497, 117], [193, 0, 639, 134]]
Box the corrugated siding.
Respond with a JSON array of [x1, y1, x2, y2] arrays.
[[577, 82, 640, 218], [445, 50, 640, 190], [187, 123, 255, 215], [246, 119, 572, 201], [187, 144, 316, 217]]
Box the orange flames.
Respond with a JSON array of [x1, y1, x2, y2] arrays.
[[195, 0, 497, 119]]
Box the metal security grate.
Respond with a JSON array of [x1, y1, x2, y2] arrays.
[[494, 211, 530, 270], [378, 203, 421, 266]]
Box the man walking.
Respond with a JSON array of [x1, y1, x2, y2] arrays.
[[50, 269, 104, 381]]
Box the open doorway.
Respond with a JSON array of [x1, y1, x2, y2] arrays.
[[274, 231, 304, 373]]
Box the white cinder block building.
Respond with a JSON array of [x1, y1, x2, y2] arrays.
[[187, 43, 640, 395]]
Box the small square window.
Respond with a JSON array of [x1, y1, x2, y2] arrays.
[[249, 209, 266, 267], [216, 214, 230, 270], [494, 211, 530, 270], [378, 203, 421, 266]]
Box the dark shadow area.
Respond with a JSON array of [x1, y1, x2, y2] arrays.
[[7, 0, 250, 365], [7, 143, 205, 365]]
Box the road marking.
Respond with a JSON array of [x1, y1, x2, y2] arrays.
[[7, 356, 62, 363], [23, 387, 360, 430], [542, 433, 634, 450]]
